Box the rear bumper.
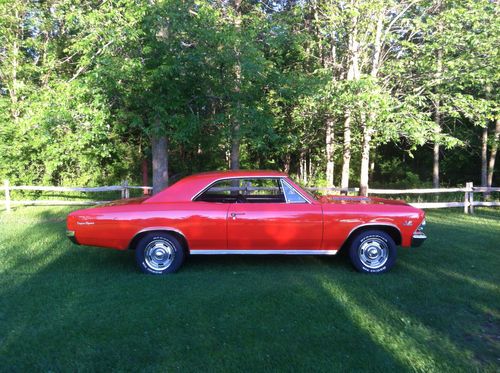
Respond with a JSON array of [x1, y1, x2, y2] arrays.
[[411, 231, 427, 247], [66, 230, 79, 245]]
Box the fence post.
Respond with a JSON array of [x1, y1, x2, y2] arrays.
[[121, 180, 125, 199], [4, 180, 11, 212], [124, 180, 129, 199], [464, 184, 469, 214], [467, 182, 474, 214], [464, 182, 473, 214]]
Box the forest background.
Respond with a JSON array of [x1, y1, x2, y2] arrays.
[[1, 0, 498, 195]]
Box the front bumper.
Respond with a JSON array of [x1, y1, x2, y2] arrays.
[[66, 230, 79, 244], [411, 231, 427, 247]]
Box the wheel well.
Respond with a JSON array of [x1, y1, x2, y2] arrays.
[[128, 230, 189, 254], [342, 225, 402, 249]]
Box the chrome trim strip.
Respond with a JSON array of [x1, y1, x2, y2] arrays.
[[411, 230, 427, 247], [128, 226, 189, 250], [191, 175, 292, 202], [133, 226, 188, 239], [340, 222, 402, 248], [280, 179, 309, 204], [412, 231, 427, 239], [280, 178, 290, 204], [346, 222, 401, 239], [192, 175, 312, 205], [190, 249, 338, 255]]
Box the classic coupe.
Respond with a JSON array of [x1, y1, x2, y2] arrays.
[[66, 170, 426, 274]]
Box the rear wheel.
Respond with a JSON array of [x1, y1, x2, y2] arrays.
[[348, 230, 396, 274], [135, 232, 185, 275]]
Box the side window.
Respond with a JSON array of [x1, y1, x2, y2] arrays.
[[196, 179, 242, 203], [281, 180, 307, 203], [240, 178, 285, 203], [195, 178, 286, 203]]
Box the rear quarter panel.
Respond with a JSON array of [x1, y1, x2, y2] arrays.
[[68, 202, 229, 250]]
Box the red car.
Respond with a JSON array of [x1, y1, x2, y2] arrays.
[[66, 170, 426, 274]]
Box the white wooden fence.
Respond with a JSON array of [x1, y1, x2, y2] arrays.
[[1, 179, 499, 213], [1, 180, 152, 212], [308, 181, 500, 213]]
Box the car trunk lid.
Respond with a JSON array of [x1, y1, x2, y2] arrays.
[[318, 195, 409, 206]]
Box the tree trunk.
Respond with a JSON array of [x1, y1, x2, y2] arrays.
[[370, 157, 375, 177], [341, 112, 352, 189], [359, 133, 371, 197], [11, 39, 18, 115], [371, 10, 383, 79], [433, 101, 442, 188], [284, 153, 291, 174], [433, 91, 442, 188], [316, 0, 336, 189], [325, 117, 335, 187], [142, 159, 149, 195], [359, 115, 372, 197], [487, 117, 500, 188], [481, 125, 488, 187], [433, 11, 443, 189], [433, 140, 440, 188], [341, 30, 359, 189], [308, 151, 313, 181], [152, 120, 168, 195], [300, 149, 307, 184], [230, 0, 242, 170], [9, 8, 21, 122], [230, 121, 240, 170], [359, 9, 383, 196]]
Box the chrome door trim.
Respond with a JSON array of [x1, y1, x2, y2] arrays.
[[192, 176, 285, 202], [189, 249, 338, 255], [191, 176, 312, 204]]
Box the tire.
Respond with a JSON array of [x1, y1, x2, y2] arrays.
[[348, 230, 396, 274], [135, 232, 185, 275]]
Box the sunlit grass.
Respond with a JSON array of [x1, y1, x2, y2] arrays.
[[320, 278, 469, 372], [0, 207, 499, 371]]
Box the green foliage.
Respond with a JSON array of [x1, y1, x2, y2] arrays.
[[0, 0, 498, 187]]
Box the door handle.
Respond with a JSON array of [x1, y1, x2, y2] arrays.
[[230, 212, 246, 220]]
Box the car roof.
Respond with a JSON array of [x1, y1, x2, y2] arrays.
[[188, 169, 286, 178], [144, 170, 288, 203]]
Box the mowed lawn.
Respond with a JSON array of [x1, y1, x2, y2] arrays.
[[0, 207, 499, 372]]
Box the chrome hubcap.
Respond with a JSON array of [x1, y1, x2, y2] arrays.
[[358, 238, 389, 269], [144, 239, 175, 271]]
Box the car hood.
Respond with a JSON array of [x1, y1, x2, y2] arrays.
[[318, 195, 409, 206]]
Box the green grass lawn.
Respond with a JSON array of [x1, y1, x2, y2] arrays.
[[0, 207, 499, 372]]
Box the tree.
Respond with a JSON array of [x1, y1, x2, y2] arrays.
[[1, 0, 498, 193]]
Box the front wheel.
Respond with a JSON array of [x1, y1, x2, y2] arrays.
[[135, 233, 185, 275], [348, 230, 396, 274]]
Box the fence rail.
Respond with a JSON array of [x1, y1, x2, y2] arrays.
[[310, 181, 500, 213], [1, 179, 498, 213]]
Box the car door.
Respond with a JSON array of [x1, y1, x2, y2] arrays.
[[227, 178, 323, 252]]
